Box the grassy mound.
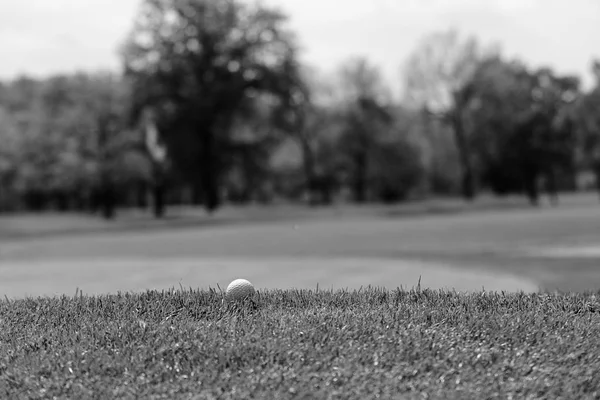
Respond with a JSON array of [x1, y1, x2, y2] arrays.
[[1, 288, 599, 399]]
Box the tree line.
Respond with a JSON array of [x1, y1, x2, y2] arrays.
[[1, 0, 599, 219]]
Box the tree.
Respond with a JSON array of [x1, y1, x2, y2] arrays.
[[38, 73, 138, 217], [336, 57, 393, 203], [462, 57, 580, 205], [220, 93, 281, 204], [270, 58, 344, 205], [2, 76, 40, 114], [592, 60, 600, 83], [530, 68, 579, 203], [71, 73, 135, 219], [122, 0, 299, 213], [2, 75, 82, 211], [0, 73, 139, 215], [369, 121, 424, 203], [0, 77, 47, 210], [0, 107, 20, 211], [460, 56, 533, 196], [403, 29, 497, 201], [573, 60, 600, 198]]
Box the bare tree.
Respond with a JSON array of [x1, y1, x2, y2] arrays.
[[403, 29, 497, 200], [336, 57, 393, 203], [271, 58, 343, 205]]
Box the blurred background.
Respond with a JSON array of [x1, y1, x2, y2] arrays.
[[0, 0, 599, 216], [1, 0, 600, 295]]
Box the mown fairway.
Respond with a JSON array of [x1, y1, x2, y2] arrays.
[[0, 289, 599, 399], [1, 195, 600, 297]]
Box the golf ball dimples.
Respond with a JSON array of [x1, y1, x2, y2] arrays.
[[226, 279, 255, 301]]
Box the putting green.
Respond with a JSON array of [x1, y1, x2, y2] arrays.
[[0, 257, 539, 299]]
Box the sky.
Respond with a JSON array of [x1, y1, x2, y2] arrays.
[[0, 0, 598, 95]]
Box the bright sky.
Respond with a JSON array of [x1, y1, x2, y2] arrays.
[[1, 0, 598, 95]]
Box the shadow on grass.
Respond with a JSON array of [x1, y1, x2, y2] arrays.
[[0, 212, 287, 242], [0, 194, 573, 242], [383, 200, 532, 218]]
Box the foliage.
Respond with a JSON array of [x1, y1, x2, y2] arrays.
[[0, 73, 142, 214], [462, 56, 581, 202], [335, 57, 397, 203], [122, 0, 299, 212], [1, 24, 599, 215], [269, 59, 345, 205], [370, 137, 424, 203], [0, 107, 21, 210], [403, 29, 498, 200], [572, 61, 600, 188]]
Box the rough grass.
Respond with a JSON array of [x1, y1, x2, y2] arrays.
[[1, 288, 599, 399]]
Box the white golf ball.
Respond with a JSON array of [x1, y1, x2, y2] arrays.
[[225, 278, 255, 301]]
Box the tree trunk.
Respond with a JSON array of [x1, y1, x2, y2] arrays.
[[72, 190, 85, 211], [524, 169, 540, 206], [136, 181, 148, 209], [545, 168, 559, 206], [241, 149, 255, 204], [55, 191, 69, 212], [25, 190, 46, 211], [353, 152, 368, 203], [298, 136, 318, 206], [450, 109, 476, 201], [191, 181, 203, 205], [594, 162, 600, 202], [152, 184, 166, 218], [317, 175, 334, 205], [89, 189, 99, 214], [201, 131, 220, 213], [100, 186, 116, 220]]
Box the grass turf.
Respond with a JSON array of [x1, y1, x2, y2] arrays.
[[4, 195, 600, 293], [1, 288, 599, 399], [0, 194, 545, 242]]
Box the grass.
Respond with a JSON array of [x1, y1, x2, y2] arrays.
[[2, 195, 600, 396], [0, 194, 544, 241], [1, 287, 599, 399], [3, 193, 600, 294]]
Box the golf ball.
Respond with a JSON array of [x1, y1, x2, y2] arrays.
[[226, 278, 255, 301]]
